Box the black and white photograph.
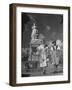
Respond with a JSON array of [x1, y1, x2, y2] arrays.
[[9, 4, 70, 86], [21, 13, 63, 77]]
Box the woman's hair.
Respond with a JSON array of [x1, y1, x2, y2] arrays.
[[44, 44, 48, 48], [52, 40, 56, 45]]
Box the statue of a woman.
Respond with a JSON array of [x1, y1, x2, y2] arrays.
[[31, 23, 38, 41]]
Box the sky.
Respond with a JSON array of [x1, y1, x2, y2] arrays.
[[21, 13, 63, 48]]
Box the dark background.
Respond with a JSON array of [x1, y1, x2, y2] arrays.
[[21, 13, 63, 48]]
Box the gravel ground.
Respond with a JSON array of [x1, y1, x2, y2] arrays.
[[22, 63, 63, 77]]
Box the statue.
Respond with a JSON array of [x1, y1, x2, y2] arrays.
[[31, 23, 38, 41]]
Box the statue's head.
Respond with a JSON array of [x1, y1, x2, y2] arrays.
[[32, 23, 36, 30]]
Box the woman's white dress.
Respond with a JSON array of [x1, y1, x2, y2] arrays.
[[37, 44, 47, 67]]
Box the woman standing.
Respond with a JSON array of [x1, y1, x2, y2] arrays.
[[51, 44, 60, 72], [37, 42, 47, 75]]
